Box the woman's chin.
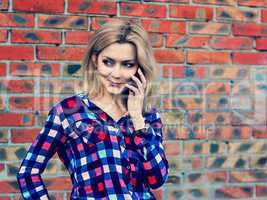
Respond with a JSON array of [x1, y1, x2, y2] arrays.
[[106, 86, 124, 95]]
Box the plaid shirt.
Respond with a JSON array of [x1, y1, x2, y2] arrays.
[[17, 92, 169, 200]]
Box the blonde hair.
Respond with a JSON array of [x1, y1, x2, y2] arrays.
[[81, 19, 157, 112]]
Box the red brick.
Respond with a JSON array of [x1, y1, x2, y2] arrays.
[[256, 38, 267, 50], [0, 0, 8, 10], [9, 96, 60, 111], [0, 46, 34, 60], [207, 171, 228, 183], [164, 125, 206, 140], [262, 10, 267, 22], [166, 34, 210, 48], [154, 49, 184, 63], [233, 23, 267, 36], [45, 177, 72, 190], [209, 37, 253, 50], [187, 51, 230, 64], [163, 96, 203, 110], [204, 82, 231, 94], [184, 142, 226, 155], [162, 65, 205, 79], [65, 31, 92, 45], [238, 0, 267, 7], [13, 0, 64, 13], [0, 80, 34, 93], [193, 0, 236, 5], [0, 96, 4, 111], [148, 33, 163, 47], [189, 22, 231, 35], [0, 63, 6, 76], [11, 128, 41, 143], [186, 171, 227, 184], [0, 29, 7, 42], [0, 196, 10, 200], [37, 46, 86, 61], [206, 96, 230, 111], [230, 170, 267, 182], [12, 30, 61, 44], [0, 180, 19, 193], [207, 126, 251, 140], [68, 0, 116, 15], [233, 52, 267, 65], [142, 19, 186, 34], [216, 7, 258, 22], [40, 79, 82, 94], [121, 3, 166, 18], [252, 126, 267, 138], [215, 186, 253, 198], [163, 141, 180, 156], [91, 17, 124, 30], [0, 112, 34, 126], [10, 62, 60, 77], [170, 5, 212, 20], [167, 188, 208, 199], [0, 13, 34, 27], [146, 0, 188, 2], [256, 185, 267, 197], [189, 112, 231, 125], [38, 14, 88, 30], [208, 66, 250, 80]]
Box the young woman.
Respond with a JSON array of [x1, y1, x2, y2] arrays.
[[17, 20, 169, 200]]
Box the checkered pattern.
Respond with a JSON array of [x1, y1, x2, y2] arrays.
[[17, 92, 169, 200]]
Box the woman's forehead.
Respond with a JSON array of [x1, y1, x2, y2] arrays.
[[99, 43, 136, 61]]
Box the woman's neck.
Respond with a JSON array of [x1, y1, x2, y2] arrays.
[[91, 92, 126, 112]]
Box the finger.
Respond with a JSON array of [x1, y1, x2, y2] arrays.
[[137, 68, 147, 87], [125, 84, 139, 95], [131, 76, 144, 93]]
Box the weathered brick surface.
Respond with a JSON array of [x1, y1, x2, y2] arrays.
[[38, 14, 88, 29], [0, 0, 8, 10], [10, 62, 61, 77], [11, 30, 61, 44], [121, 2, 166, 18], [0, 13, 34, 27], [0, 29, 7, 42], [0, 46, 34, 60], [13, 0, 64, 13], [37, 46, 86, 61], [1, 1, 267, 200], [68, 0, 116, 15], [170, 5, 213, 20]]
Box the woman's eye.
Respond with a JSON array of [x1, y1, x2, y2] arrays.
[[103, 59, 114, 66], [123, 63, 135, 68]]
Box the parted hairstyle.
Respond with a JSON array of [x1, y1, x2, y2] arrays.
[[81, 19, 158, 112]]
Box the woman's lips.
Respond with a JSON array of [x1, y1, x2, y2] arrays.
[[109, 80, 124, 87]]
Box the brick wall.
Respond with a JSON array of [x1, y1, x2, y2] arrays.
[[0, 0, 267, 199]]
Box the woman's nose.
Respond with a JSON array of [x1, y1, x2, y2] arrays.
[[111, 64, 122, 77]]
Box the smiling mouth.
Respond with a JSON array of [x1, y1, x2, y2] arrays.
[[109, 80, 124, 87]]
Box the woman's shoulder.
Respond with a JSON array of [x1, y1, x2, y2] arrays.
[[49, 92, 87, 116]]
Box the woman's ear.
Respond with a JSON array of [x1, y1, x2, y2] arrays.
[[92, 54, 97, 65]]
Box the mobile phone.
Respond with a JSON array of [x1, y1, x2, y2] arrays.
[[121, 68, 142, 107]]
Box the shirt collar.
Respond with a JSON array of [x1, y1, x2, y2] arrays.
[[79, 92, 129, 125]]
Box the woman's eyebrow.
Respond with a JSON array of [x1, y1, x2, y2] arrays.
[[103, 56, 136, 62]]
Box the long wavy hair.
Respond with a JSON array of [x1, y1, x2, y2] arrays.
[[81, 19, 158, 113]]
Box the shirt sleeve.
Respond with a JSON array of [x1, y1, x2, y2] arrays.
[[17, 104, 65, 200], [131, 109, 169, 189]]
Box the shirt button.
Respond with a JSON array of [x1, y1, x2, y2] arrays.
[[126, 165, 130, 170]]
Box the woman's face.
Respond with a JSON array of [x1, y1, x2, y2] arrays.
[[93, 42, 139, 96]]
